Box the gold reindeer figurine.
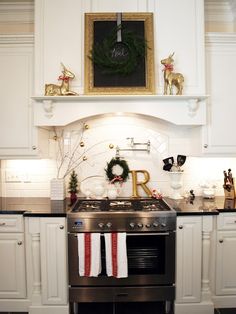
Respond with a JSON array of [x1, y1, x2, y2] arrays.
[[161, 53, 184, 95], [45, 63, 77, 96]]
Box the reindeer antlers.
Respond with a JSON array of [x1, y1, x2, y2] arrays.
[[61, 62, 66, 70]]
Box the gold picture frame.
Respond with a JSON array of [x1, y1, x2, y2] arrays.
[[84, 13, 155, 95]]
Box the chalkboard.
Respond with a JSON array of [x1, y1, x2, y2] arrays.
[[84, 13, 155, 95]]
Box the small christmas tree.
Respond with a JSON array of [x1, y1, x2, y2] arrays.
[[68, 170, 78, 204]]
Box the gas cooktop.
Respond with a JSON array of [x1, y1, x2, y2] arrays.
[[71, 198, 172, 213], [68, 198, 176, 232]]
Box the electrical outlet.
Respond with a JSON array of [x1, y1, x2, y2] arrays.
[[5, 170, 22, 182]]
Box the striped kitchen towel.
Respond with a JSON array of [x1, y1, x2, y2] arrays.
[[104, 232, 128, 278], [77, 233, 101, 277]]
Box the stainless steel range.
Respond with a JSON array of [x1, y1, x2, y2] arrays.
[[68, 198, 176, 314]]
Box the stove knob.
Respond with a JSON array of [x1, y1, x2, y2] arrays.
[[129, 222, 135, 229], [98, 223, 105, 229], [161, 223, 167, 227], [137, 223, 143, 228], [146, 223, 151, 228], [106, 222, 112, 228], [153, 222, 159, 228]]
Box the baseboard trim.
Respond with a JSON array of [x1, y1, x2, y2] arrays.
[[175, 301, 214, 314], [212, 295, 236, 308]]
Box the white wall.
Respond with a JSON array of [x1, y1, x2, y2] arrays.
[[1, 114, 235, 199]]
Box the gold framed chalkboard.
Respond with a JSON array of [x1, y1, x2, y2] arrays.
[[84, 13, 155, 95]]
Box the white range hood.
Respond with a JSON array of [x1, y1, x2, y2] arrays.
[[32, 94, 207, 126]]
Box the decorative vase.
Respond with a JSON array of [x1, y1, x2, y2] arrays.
[[169, 172, 183, 200], [50, 178, 65, 200]]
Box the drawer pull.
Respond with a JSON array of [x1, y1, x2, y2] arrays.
[[17, 241, 23, 245], [116, 293, 128, 297], [0, 222, 6, 226], [219, 239, 223, 243], [59, 225, 64, 229], [179, 225, 183, 229]]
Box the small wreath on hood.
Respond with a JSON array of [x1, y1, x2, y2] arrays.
[[105, 158, 130, 183]]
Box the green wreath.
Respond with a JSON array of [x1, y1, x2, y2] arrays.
[[90, 26, 147, 76], [105, 158, 130, 183]]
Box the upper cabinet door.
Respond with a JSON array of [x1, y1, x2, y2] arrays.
[[203, 34, 236, 154], [0, 36, 40, 157]]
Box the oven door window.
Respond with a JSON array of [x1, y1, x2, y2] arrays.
[[100, 234, 169, 276], [128, 235, 165, 275]]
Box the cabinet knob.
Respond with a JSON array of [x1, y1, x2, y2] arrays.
[[203, 144, 208, 148], [32, 145, 37, 150], [17, 241, 23, 245], [179, 225, 183, 229], [0, 222, 6, 226], [59, 225, 64, 229], [219, 239, 223, 243]]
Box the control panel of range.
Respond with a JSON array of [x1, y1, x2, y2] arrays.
[[68, 216, 176, 233]]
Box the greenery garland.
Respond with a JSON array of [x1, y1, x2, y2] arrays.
[[105, 158, 130, 183], [90, 26, 147, 76]]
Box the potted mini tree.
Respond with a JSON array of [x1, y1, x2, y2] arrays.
[[68, 170, 78, 205]]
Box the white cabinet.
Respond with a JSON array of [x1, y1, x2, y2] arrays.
[[25, 216, 68, 313], [0, 35, 48, 158], [204, 33, 236, 154], [215, 213, 236, 295], [0, 215, 26, 298], [40, 217, 68, 305], [176, 216, 202, 303]]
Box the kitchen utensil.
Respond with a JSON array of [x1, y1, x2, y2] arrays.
[[163, 157, 174, 165], [177, 155, 186, 167], [163, 163, 173, 171], [228, 168, 233, 185]]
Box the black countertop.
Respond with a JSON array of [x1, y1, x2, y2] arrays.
[[0, 196, 236, 217], [0, 197, 69, 217]]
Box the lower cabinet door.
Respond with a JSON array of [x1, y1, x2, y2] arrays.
[[176, 216, 202, 303], [40, 218, 67, 305], [216, 230, 236, 295], [0, 233, 26, 298]]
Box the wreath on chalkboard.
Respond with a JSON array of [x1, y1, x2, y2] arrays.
[[90, 26, 147, 76], [105, 158, 130, 183]]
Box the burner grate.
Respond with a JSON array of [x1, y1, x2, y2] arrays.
[[71, 198, 172, 212], [73, 200, 103, 212], [140, 200, 170, 211]]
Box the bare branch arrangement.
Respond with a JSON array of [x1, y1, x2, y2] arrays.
[[52, 123, 113, 179]]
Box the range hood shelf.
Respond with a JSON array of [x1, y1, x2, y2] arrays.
[[32, 95, 207, 126]]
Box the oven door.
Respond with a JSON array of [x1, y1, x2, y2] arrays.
[[68, 231, 175, 287]]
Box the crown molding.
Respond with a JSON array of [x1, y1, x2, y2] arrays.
[[0, 34, 34, 44], [0, 1, 34, 24]]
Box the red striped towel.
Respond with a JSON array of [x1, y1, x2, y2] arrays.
[[77, 233, 101, 277], [104, 232, 128, 278]]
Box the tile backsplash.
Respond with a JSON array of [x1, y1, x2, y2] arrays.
[[1, 157, 235, 199], [1, 115, 236, 198]]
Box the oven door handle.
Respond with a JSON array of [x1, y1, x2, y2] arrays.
[[125, 232, 170, 236]]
